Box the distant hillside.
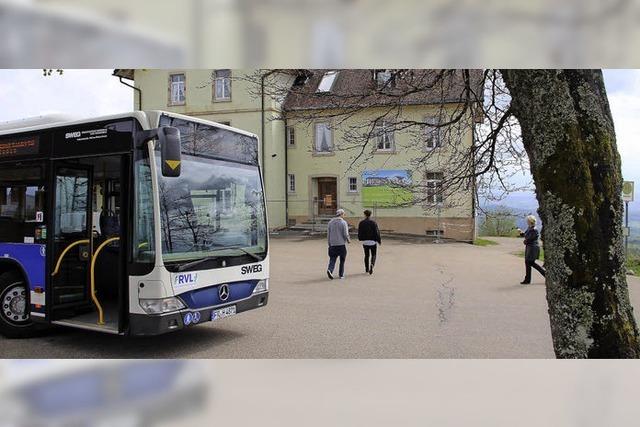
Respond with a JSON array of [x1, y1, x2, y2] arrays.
[[479, 191, 539, 231], [480, 192, 640, 244]]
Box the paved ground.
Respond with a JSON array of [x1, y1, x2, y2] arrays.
[[2, 235, 639, 358]]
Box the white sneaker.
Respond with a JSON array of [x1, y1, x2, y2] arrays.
[[327, 270, 334, 280], [339, 276, 345, 279]]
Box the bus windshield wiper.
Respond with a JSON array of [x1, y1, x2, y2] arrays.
[[176, 255, 220, 272], [223, 246, 263, 262]]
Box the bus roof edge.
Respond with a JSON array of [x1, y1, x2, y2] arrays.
[[0, 114, 79, 132]]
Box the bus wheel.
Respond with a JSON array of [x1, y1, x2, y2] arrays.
[[0, 271, 42, 338]]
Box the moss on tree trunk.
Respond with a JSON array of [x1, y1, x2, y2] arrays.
[[501, 69, 640, 358]]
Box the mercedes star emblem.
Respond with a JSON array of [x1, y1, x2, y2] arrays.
[[218, 284, 230, 301]]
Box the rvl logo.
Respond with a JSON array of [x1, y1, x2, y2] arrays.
[[241, 264, 263, 275], [175, 273, 198, 286]]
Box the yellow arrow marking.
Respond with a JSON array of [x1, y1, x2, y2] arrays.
[[165, 160, 181, 170]]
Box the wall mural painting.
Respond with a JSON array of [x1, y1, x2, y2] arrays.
[[361, 170, 413, 207]]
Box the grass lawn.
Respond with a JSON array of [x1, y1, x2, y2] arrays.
[[362, 185, 413, 207], [513, 249, 640, 276], [474, 238, 499, 246], [628, 255, 640, 275]]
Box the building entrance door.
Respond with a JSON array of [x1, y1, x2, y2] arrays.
[[316, 178, 337, 216]]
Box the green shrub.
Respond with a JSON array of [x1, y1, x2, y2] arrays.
[[479, 206, 519, 237], [628, 254, 640, 276]]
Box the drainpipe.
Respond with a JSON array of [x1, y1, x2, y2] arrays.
[[284, 117, 289, 227], [117, 76, 142, 110], [261, 70, 286, 228]]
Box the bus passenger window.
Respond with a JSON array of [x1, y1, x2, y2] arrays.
[[0, 165, 46, 244], [1, 186, 45, 221]]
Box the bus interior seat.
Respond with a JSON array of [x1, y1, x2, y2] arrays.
[[95, 207, 120, 302], [99, 209, 120, 238]]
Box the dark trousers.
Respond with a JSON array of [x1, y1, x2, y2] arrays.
[[524, 259, 546, 282], [328, 245, 347, 277], [363, 244, 377, 271]]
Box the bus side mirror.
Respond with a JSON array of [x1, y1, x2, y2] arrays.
[[159, 127, 182, 177]]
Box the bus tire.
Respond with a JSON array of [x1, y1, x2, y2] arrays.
[[0, 271, 44, 339]]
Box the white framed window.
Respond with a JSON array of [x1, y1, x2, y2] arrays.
[[286, 126, 295, 147], [424, 116, 442, 150], [314, 122, 333, 153], [375, 120, 395, 151], [288, 174, 296, 192], [425, 172, 444, 204], [348, 177, 358, 193], [214, 69, 231, 101], [169, 73, 185, 105], [316, 70, 338, 93]]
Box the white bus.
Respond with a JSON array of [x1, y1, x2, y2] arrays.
[[0, 111, 269, 337]]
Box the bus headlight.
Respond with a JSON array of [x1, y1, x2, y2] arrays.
[[253, 279, 268, 294], [140, 297, 185, 314]]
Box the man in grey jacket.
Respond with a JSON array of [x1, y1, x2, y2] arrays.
[[327, 208, 351, 279]]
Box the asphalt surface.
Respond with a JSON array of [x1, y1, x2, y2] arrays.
[[2, 235, 639, 358]]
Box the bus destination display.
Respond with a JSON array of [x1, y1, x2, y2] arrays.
[[0, 136, 39, 158]]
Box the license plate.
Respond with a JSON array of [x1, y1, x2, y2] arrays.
[[211, 306, 236, 321]]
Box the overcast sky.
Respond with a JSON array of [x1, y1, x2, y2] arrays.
[[0, 68, 637, 202], [603, 69, 640, 194], [0, 69, 132, 122]]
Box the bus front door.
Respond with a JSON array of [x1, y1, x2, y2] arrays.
[[50, 164, 94, 320]]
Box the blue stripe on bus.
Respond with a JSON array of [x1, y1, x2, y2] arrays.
[[178, 280, 258, 309], [0, 243, 46, 292]]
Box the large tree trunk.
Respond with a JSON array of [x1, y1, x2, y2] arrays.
[[501, 69, 640, 358]]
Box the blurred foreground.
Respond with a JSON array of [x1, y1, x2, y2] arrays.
[[0, 360, 207, 427], [1, 359, 640, 426], [1, 0, 640, 67]]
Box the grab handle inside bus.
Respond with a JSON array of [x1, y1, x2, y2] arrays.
[[91, 236, 120, 325], [51, 239, 91, 277], [159, 126, 181, 177]]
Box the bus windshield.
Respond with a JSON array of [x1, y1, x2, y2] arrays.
[[155, 154, 267, 265]]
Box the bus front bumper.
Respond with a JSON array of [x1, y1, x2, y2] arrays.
[[128, 292, 269, 336]]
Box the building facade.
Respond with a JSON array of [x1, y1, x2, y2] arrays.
[[114, 69, 478, 241]]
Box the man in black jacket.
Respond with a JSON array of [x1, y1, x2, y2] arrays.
[[357, 210, 382, 275]]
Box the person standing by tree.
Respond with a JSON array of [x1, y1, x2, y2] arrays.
[[517, 215, 546, 284], [327, 209, 350, 280], [357, 209, 382, 274]]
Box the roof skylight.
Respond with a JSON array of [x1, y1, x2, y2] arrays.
[[316, 71, 339, 93]]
